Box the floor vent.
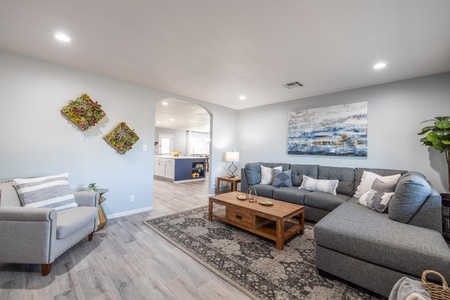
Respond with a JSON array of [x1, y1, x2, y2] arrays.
[[283, 81, 304, 89]]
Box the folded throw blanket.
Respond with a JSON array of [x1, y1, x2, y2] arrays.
[[388, 277, 431, 300]]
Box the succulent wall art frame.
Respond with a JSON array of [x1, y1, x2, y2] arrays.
[[104, 122, 140, 154], [61, 93, 106, 131]]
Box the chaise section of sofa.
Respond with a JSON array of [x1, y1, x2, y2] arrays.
[[314, 172, 450, 297]]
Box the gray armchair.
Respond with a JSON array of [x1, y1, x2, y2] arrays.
[[0, 180, 99, 275]]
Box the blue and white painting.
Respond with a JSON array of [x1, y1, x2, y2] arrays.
[[288, 102, 368, 156]]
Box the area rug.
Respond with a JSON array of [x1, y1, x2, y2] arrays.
[[144, 206, 384, 300]]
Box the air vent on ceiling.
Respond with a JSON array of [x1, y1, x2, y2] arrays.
[[283, 81, 304, 89]]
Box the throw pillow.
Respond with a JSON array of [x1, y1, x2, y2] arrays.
[[357, 189, 394, 213], [371, 178, 397, 193], [260, 165, 282, 185], [299, 175, 339, 195], [388, 172, 432, 224], [354, 171, 401, 198], [272, 169, 293, 188], [14, 173, 78, 211]]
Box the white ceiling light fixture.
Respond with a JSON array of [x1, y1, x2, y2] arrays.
[[162, 101, 168, 105], [239, 95, 246, 100], [54, 33, 71, 42], [373, 62, 387, 69]]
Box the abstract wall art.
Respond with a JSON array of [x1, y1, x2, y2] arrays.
[[287, 102, 368, 156]]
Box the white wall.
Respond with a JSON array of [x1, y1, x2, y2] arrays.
[[238, 72, 450, 193], [0, 50, 238, 214], [154, 127, 187, 155]]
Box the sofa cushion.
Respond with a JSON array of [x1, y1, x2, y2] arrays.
[[252, 184, 277, 198], [389, 172, 432, 224], [290, 164, 319, 186], [354, 171, 401, 198], [260, 165, 282, 184], [272, 169, 293, 188], [304, 192, 350, 211], [56, 206, 98, 239], [273, 187, 309, 205], [300, 175, 339, 195], [318, 166, 355, 196], [13, 173, 78, 211], [315, 202, 450, 280]]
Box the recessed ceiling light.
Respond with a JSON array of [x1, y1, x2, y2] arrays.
[[170, 118, 174, 121], [156, 121, 160, 124], [373, 62, 386, 69], [54, 33, 71, 42], [239, 95, 246, 100], [162, 101, 168, 105]]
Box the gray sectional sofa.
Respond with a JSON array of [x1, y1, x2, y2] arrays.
[[240, 162, 450, 297]]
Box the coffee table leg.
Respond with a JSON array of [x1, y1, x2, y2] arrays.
[[276, 218, 285, 250], [208, 199, 213, 222], [299, 210, 305, 235]]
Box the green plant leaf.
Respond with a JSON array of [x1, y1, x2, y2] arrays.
[[418, 126, 436, 135], [435, 119, 450, 129]]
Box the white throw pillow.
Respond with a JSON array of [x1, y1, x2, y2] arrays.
[[299, 175, 339, 195], [14, 173, 78, 211], [260, 165, 282, 185], [357, 189, 394, 213], [354, 171, 401, 198]]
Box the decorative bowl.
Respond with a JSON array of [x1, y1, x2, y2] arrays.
[[171, 151, 181, 157]]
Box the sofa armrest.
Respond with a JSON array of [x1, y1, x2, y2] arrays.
[[0, 207, 57, 264], [240, 169, 249, 192], [0, 207, 56, 221], [74, 191, 99, 207]]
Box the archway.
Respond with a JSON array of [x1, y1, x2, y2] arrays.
[[154, 98, 213, 192]]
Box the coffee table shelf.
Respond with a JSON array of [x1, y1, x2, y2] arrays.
[[208, 191, 304, 250]]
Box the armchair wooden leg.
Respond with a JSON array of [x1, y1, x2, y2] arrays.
[[88, 232, 94, 241], [42, 263, 52, 276]]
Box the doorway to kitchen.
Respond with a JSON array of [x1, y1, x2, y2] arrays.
[[154, 98, 212, 203]]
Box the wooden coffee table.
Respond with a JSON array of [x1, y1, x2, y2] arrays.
[[208, 191, 304, 250]]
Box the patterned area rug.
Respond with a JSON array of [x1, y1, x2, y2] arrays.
[[144, 206, 384, 300]]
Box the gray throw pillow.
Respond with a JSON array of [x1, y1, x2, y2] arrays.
[[273, 169, 293, 188], [389, 172, 431, 224], [371, 178, 397, 193]]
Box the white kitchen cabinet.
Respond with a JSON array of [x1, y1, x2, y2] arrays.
[[154, 157, 174, 179]]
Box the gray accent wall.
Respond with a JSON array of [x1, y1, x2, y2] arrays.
[[0, 50, 238, 215], [238, 72, 450, 193]]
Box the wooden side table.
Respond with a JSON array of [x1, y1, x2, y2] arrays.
[[216, 176, 241, 194], [95, 188, 109, 231]]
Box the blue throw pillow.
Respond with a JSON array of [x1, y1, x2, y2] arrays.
[[272, 169, 293, 188]]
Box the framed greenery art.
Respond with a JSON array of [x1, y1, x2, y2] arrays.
[[61, 93, 106, 131], [104, 122, 140, 154]]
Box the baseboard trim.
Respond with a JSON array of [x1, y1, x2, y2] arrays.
[[107, 206, 154, 219]]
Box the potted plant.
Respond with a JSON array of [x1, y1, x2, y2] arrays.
[[195, 163, 204, 174], [418, 116, 450, 194], [418, 116, 450, 240], [88, 183, 98, 192]]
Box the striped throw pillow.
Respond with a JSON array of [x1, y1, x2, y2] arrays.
[[299, 175, 339, 195], [14, 173, 78, 211]]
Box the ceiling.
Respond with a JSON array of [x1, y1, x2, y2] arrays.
[[1, 1, 450, 112], [156, 98, 210, 132]]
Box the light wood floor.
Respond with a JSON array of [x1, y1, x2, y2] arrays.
[[0, 178, 251, 300]]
